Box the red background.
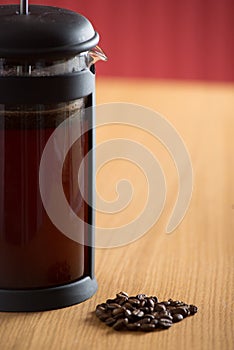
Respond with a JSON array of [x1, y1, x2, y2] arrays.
[[1, 0, 234, 81]]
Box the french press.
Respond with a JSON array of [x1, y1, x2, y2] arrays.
[[0, 0, 106, 311]]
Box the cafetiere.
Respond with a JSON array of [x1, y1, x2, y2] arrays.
[[0, 0, 106, 311]]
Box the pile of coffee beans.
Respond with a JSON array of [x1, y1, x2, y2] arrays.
[[95, 292, 198, 332]]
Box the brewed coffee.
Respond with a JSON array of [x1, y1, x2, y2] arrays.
[[0, 98, 90, 288]]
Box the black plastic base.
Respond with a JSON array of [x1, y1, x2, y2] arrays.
[[0, 276, 97, 312]]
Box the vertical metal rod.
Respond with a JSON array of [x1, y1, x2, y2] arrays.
[[20, 0, 28, 15], [18, 0, 29, 75]]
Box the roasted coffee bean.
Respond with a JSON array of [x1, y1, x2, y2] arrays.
[[105, 317, 117, 326], [158, 310, 170, 318], [96, 303, 107, 311], [113, 313, 126, 320], [96, 304, 107, 313], [116, 298, 127, 306], [127, 323, 141, 331], [139, 300, 146, 307], [124, 302, 135, 310], [189, 304, 198, 315], [113, 318, 128, 331], [138, 317, 151, 325], [117, 291, 129, 298], [141, 307, 150, 313], [128, 298, 140, 306], [147, 298, 155, 309], [132, 309, 144, 318], [96, 304, 105, 309], [149, 296, 158, 303], [144, 314, 155, 320], [137, 294, 147, 301], [95, 308, 104, 317], [124, 309, 132, 318], [171, 307, 181, 315], [172, 314, 184, 323], [116, 292, 128, 302], [108, 303, 122, 309], [141, 324, 156, 332], [112, 307, 124, 316], [155, 304, 166, 312], [152, 312, 161, 319], [106, 298, 116, 304], [151, 319, 159, 326], [161, 314, 173, 321], [171, 307, 189, 318], [159, 318, 173, 329]]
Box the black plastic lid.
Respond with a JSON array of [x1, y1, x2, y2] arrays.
[[0, 5, 99, 59]]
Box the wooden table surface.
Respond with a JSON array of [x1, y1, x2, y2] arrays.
[[0, 78, 234, 350]]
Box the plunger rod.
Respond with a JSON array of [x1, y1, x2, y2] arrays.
[[20, 0, 28, 15]]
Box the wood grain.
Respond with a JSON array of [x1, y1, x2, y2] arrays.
[[0, 78, 233, 350]]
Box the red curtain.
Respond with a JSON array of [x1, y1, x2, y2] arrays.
[[1, 0, 234, 82]]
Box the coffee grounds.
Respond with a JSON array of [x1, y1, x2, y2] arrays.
[[95, 292, 198, 332]]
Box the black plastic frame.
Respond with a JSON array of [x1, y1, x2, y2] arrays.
[[0, 69, 95, 104], [0, 277, 97, 312]]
